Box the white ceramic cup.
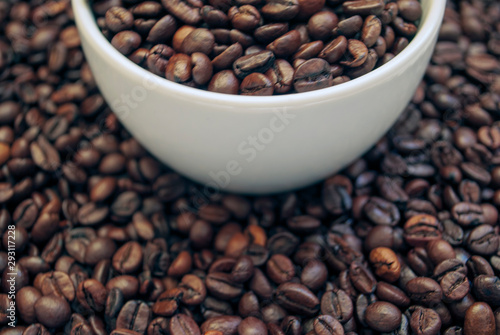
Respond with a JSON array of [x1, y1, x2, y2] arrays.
[[72, 0, 446, 194]]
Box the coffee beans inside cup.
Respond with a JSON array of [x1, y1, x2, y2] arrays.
[[91, 0, 422, 95]]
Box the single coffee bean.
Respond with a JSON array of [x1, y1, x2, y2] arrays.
[[266, 254, 295, 284], [233, 50, 275, 79], [369, 247, 401, 282], [169, 313, 201, 335], [240, 73, 274, 96], [112, 241, 143, 274], [313, 314, 344, 335], [406, 277, 443, 305], [365, 301, 402, 332], [200, 315, 242, 335], [116, 300, 151, 334], [409, 307, 442, 335], [375, 281, 411, 308], [293, 58, 333, 93], [34, 295, 71, 329], [441, 271, 470, 302], [77, 279, 108, 312], [274, 282, 320, 316], [464, 302, 496, 335], [111, 31, 142, 55], [404, 214, 442, 247], [320, 288, 353, 323]]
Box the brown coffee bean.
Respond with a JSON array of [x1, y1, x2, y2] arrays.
[[208, 70, 240, 94], [404, 214, 442, 247], [267, 254, 295, 284], [293, 58, 333, 93], [181, 28, 215, 55], [409, 307, 442, 335], [111, 31, 142, 55], [267, 30, 301, 58], [406, 277, 443, 305], [320, 288, 353, 323], [112, 241, 143, 274], [275, 282, 320, 316], [17, 286, 42, 324], [34, 295, 71, 329], [464, 302, 496, 335], [240, 73, 274, 96], [105, 7, 134, 32], [261, 0, 299, 21], [342, 0, 385, 16], [161, 0, 202, 25], [369, 247, 401, 282], [365, 301, 402, 332]]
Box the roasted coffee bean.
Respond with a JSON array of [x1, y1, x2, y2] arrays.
[[240, 73, 274, 96], [17, 286, 42, 324], [180, 274, 207, 305], [275, 282, 320, 316], [375, 281, 410, 308], [116, 300, 151, 334], [404, 214, 442, 247], [369, 247, 401, 282], [206, 272, 243, 300], [112, 241, 143, 274], [266, 254, 295, 284], [40, 270, 75, 302], [233, 50, 275, 79], [293, 58, 333, 93], [473, 275, 500, 307], [406, 277, 443, 305], [34, 295, 71, 329], [467, 224, 499, 255], [441, 271, 470, 302], [464, 302, 496, 335], [320, 288, 353, 323], [409, 307, 442, 335], [365, 301, 402, 332], [111, 31, 142, 55], [349, 261, 377, 294], [77, 279, 108, 312]]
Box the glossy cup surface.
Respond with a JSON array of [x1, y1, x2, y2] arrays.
[[72, 0, 446, 194]]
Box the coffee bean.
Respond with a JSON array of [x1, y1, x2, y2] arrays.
[[206, 272, 243, 300], [365, 301, 402, 332], [112, 241, 143, 274], [40, 270, 75, 302], [275, 282, 320, 316], [409, 307, 442, 335], [473, 275, 500, 307], [404, 214, 442, 247], [200, 315, 242, 335], [161, 0, 202, 25], [369, 247, 401, 282], [406, 277, 443, 305], [467, 224, 499, 255], [116, 300, 151, 334], [464, 302, 496, 335], [16, 286, 42, 324], [168, 314, 201, 335], [266, 254, 295, 284], [77, 279, 108, 312], [441, 271, 470, 302], [34, 295, 71, 329], [293, 58, 333, 93], [320, 288, 353, 323]]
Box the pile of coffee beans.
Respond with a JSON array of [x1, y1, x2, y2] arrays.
[[1, 0, 500, 334], [90, 0, 422, 95]]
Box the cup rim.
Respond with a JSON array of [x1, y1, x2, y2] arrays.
[[72, 0, 446, 109]]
